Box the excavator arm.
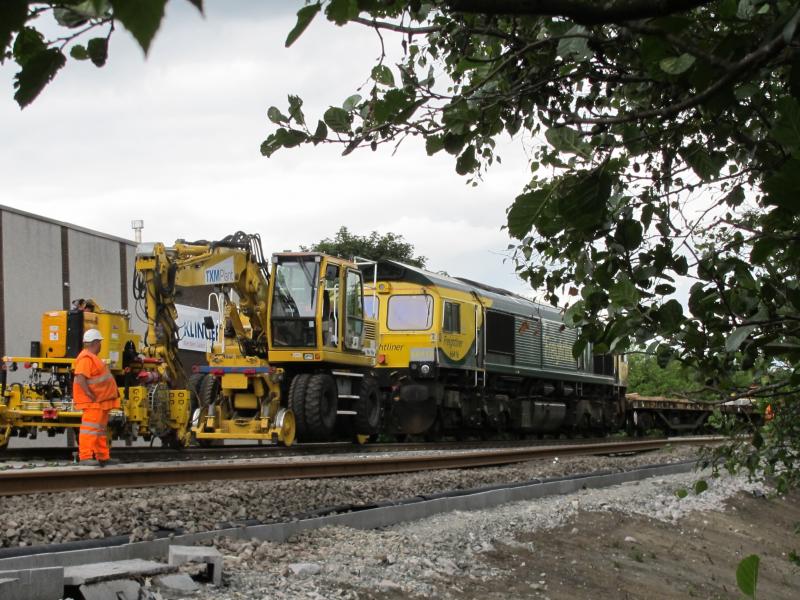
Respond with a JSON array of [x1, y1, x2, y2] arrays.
[[134, 232, 295, 446]]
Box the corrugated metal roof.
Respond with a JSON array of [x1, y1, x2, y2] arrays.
[[0, 204, 136, 246], [374, 260, 564, 321]]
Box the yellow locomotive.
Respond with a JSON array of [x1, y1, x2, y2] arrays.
[[364, 261, 628, 438]]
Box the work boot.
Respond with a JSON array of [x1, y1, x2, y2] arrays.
[[98, 458, 120, 467], [79, 459, 100, 466]]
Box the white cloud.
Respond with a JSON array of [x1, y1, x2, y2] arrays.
[[0, 1, 536, 297]]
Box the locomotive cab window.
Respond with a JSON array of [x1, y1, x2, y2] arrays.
[[363, 295, 378, 320], [442, 301, 461, 333], [387, 294, 433, 331]]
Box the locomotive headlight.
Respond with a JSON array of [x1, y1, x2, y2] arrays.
[[420, 364, 431, 375]]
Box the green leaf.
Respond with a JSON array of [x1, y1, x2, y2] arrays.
[[86, 37, 108, 67], [288, 95, 305, 125], [455, 145, 479, 175], [556, 25, 591, 61], [443, 133, 466, 155], [109, 0, 167, 55], [13, 28, 46, 67], [771, 96, 800, 149], [267, 106, 289, 125], [285, 3, 320, 47], [425, 135, 445, 155], [725, 324, 757, 352], [323, 106, 352, 133], [750, 237, 778, 264], [614, 220, 643, 251], [371, 64, 395, 87], [70, 45, 90, 60], [675, 488, 688, 499], [659, 53, 696, 75], [507, 189, 553, 239], [763, 158, 800, 213], [693, 480, 708, 495], [342, 93, 361, 111], [260, 128, 308, 157], [609, 277, 639, 307], [657, 299, 684, 332], [545, 126, 591, 159], [311, 120, 328, 144], [680, 142, 725, 179], [13, 48, 67, 108], [564, 301, 585, 327], [0, 0, 29, 55], [736, 554, 760, 599], [555, 169, 612, 233], [326, 0, 358, 26]]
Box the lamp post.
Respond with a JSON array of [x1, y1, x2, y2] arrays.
[[131, 220, 144, 243]]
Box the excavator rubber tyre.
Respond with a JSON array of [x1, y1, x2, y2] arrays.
[[196, 374, 223, 447], [353, 377, 381, 435], [187, 373, 206, 398], [304, 373, 338, 441], [287, 373, 311, 441]]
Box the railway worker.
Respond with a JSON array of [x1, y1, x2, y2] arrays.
[[73, 328, 120, 467]]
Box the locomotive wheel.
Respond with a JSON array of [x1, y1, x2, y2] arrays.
[[304, 373, 338, 440], [353, 377, 381, 435], [287, 373, 312, 441], [196, 374, 223, 447]]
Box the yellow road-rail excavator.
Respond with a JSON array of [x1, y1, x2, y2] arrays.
[[134, 232, 379, 445], [0, 299, 193, 451]]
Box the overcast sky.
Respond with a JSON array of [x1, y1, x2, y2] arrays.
[[0, 1, 539, 296]]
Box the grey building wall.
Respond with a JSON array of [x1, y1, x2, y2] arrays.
[[67, 229, 123, 313], [0, 205, 220, 385], [0, 205, 139, 361], [1, 210, 64, 358]]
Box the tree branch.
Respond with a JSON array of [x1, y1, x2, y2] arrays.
[[446, 0, 715, 25]]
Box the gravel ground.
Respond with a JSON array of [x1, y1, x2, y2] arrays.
[[188, 471, 793, 600], [0, 446, 698, 548]]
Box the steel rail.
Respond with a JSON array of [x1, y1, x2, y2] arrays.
[[0, 438, 716, 496], [0, 436, 676, 463]]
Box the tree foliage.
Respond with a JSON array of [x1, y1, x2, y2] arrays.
[[264, 0, 800, 492], [302, 226, 426, 267], [4, 1, 800, 489], [1, 1, 201, 108]]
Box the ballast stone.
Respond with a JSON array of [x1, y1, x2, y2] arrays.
[[153, 572, 200, 595], [169, 544, 223, 586]]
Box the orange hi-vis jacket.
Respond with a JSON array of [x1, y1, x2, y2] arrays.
[[72, 349, 121, 410]]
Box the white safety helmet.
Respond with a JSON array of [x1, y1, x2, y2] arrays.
[[83, 328, 104, 343]]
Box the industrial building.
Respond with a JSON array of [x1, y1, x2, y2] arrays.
[[0, 204, 139, 360]]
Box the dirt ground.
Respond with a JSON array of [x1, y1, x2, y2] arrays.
[[448, 491, 800, 600]]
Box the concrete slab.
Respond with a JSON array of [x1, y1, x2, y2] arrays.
[[153, 572, 200, 595], [0, 566, 63, 600], [169, 545, 223, 586], [78, 579, 140, 600], [64, 558, 175, 585]]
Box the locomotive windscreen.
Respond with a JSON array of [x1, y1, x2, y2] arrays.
[[485, 311, 515, 355]]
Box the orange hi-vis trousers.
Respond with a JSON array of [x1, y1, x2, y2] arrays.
[[78, 406, 111, 461]]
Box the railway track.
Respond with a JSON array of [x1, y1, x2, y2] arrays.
[[0, 435, 727, 464], [0, 436, 721, 496]]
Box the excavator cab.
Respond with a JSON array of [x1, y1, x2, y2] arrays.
[[267, 253, 376, 364], [267, 253, 379, 441]]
